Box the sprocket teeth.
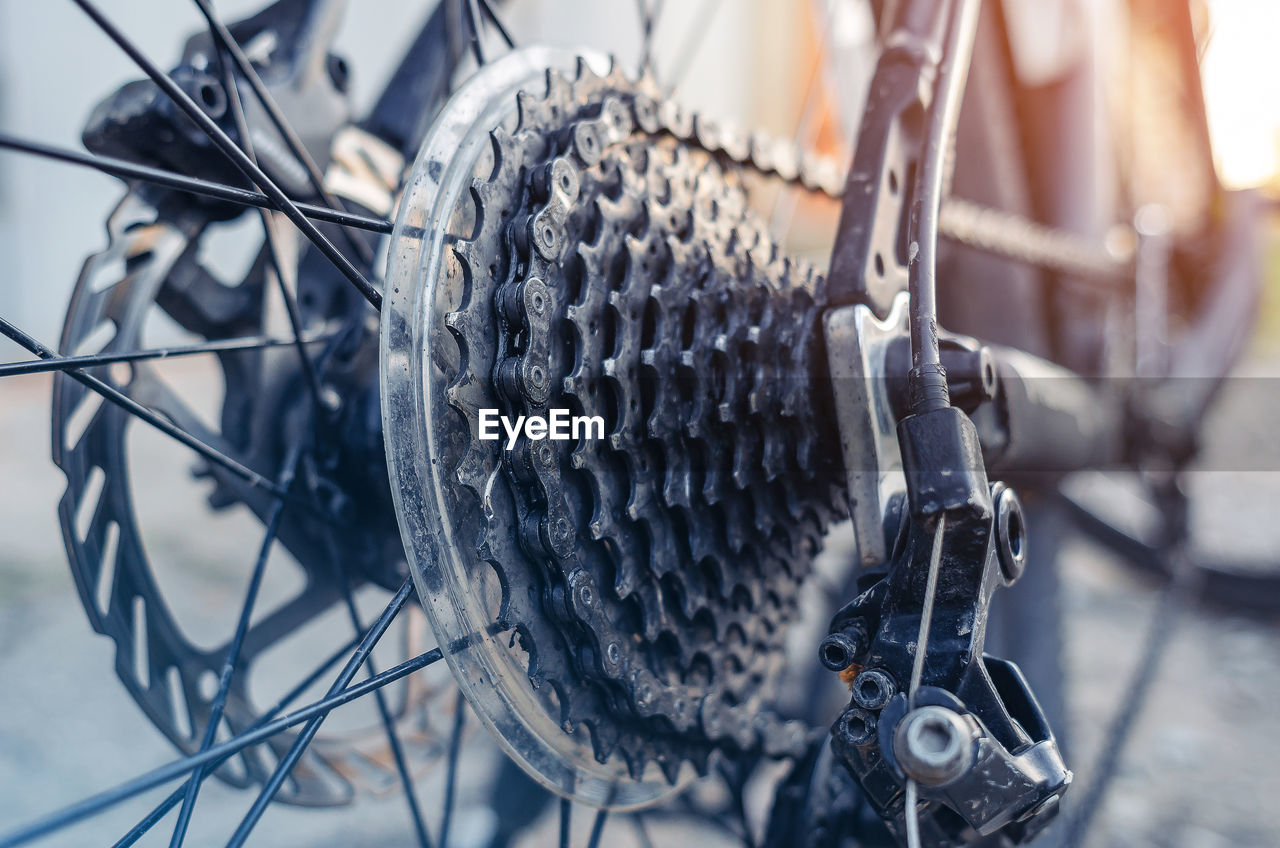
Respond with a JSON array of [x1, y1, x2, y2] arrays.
[[439, 71, 845, 777]]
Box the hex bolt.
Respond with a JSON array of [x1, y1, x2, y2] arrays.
[[993, 484, 1028, 585], [834, 707, 877, 748], [818, 631, 861, 672], [893, 705, 974, 786], [851, 668, 896, 710]]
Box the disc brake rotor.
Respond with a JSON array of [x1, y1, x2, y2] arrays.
[[382, 48, 847, 808], [55, 191, 462, 805]]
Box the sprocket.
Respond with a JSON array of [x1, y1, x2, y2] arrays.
[[382, 48, 847, 806]]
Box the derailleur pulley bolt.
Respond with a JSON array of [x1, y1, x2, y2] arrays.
[[851, 668, 896, 710], [818, 631, 862, 672], [893, 705, 974, 786], [834, 707, 877, 748]]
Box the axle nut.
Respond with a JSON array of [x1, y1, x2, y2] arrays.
[[893, 705, 974, 786]]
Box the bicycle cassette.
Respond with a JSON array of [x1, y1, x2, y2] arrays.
[[381, 48, 848, 805]]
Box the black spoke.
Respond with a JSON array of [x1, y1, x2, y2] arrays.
[[464, 0, 487, 65], [586, 808, 609, 848], [0, 580, 425, 848], [479, 0, 516, 49], [439, 691, 467, 847], [631, 813, 655, 848], [0, 135, 392, 234], [70, 0, 384, 311], [635, 0, 665, 74], [225, 577, 417, 846], [167, 443, 304, 847], [209, 34, 326, 412], [559, 797, 572, 848], [110, 633, 363, 848], [0, 331, 331, 379], [190, 0, 375, 266], [665, 0, 725, 93], [0, 315, 288, 499], [317, 521, 433, 848]]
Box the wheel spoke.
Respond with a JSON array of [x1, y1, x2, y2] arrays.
[[305, 483, 434, 847], [635, 0, 665, 74], [225, 577, 417, 846], [479, 0, 516, 49], [190, 0, 376, 266], [0, 315, 288, 499], [586, 808, 609, 848], [70, 0, 384, 311], [110, 633, 363, 848], [464, 0, 488, 65], [631, 813, 655, 848], [0, 580, 425, 848], [326, 570, 434, 844], [209, 37, 326, 411], [0, 135, 392, 234], [439, 691, 467, 848], [167, 442, 305, 847], [0, 331, 331, 379], [559, 798, 572, 848]]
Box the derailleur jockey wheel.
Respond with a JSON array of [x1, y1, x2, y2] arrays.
[[381, 48, 849, 807]]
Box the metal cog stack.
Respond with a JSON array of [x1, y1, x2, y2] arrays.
[[442, 58, 847, 780]]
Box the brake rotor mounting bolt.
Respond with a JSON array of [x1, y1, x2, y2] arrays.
[[819, 631, 862, 672], [851, 668, 896, 710], [894, 705, 974, 786]]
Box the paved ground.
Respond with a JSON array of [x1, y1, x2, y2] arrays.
[[1, 356, 1278, 847]]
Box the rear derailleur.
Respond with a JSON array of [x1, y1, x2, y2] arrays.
[[812, 331, 1071, 845]]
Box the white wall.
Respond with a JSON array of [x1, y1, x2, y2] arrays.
[[0, 0, 803, 359]]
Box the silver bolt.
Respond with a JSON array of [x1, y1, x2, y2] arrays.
[[893, 705, 973, 786], [320, 386, 342, 412]]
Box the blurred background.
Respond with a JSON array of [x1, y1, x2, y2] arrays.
[[1, 1, 1279, 846]]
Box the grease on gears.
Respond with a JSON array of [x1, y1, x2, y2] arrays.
[[382, 48, 848, 807]]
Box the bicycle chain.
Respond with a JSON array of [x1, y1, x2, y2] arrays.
[[444, 59, 851, 777]]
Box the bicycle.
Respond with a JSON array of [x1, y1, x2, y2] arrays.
[[0, 0, 1267, 845]]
